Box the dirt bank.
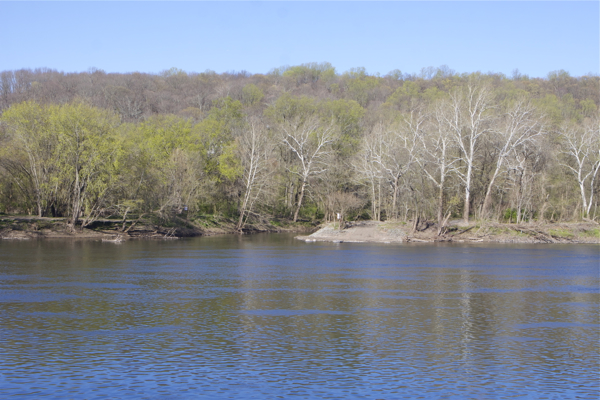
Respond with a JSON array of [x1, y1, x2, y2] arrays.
[[0, 215, 314, 241], [296, 220, 600, 245]]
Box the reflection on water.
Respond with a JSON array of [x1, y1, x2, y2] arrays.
[[0, 235, 598, 398]]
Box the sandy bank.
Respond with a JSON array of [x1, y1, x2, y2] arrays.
[[296, 221, 600, 245]]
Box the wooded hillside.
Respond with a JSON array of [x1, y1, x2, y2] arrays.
[[0, 64, 598, 230]]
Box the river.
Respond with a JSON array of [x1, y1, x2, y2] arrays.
[[0, 234, 598, 399]]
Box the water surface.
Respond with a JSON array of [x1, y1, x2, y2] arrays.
[[0, 234, 598, 398]]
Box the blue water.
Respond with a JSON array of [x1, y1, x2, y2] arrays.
[[0, 234, 598, 398]]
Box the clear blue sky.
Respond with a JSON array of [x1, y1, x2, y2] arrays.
[[1, 1, 598, 78]]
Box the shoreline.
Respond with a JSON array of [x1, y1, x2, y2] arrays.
[[1, 216, 598, 245], [295, 221, 600, 245], [0, 215, 314, 241]]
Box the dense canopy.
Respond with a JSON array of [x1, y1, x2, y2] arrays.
[[0, 65, 598, 230]]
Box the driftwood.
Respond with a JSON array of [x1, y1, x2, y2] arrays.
[[513, 226, 558, 243], [411, 215, 433, 233], [437, 211, 452, 236], [450, 226, 475, 237], [122, 213, 147, 233]]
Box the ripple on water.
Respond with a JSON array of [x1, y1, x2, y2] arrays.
[[0, 238, 598, 399]]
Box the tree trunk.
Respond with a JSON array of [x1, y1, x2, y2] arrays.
[[370, 180, 377, 221], [578, 169, 588, 218], [70, 172, 81, 230], [392, 176, 399, 220], [237, 191, 250, 231], [463, 162, 473, 224], [481, 168, 500, 218], [437, 183, 444, 229], [37, 200, 43, 218], [293, 179, 307, 222], [463, 193, 470, 223]]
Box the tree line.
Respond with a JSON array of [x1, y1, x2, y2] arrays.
[[0, 64, 598, 231]]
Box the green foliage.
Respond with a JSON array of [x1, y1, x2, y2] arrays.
[[1, 101, 120, 221], [264, 93, 318, 123], [580, 99, 597, 117], [217, 142, 242, 181], [534, 94, 563, 125], [503, 209, 516, 223], [581, 228, 600, 238], [321, 99, 364, 154], [136, 115, 196, 157], [161, 67, 187, 77], [282, 62, 336, 85], [266, 95, 364, 152], [241, 84, 264, 106], [342, 68, 381, 107], [384, 81, 424, 110], [386, 69, 403, 80], [502, 208, 532, 223], [0, 66, 598, 228], [193, 97, 243, 175], [549, 228, 574, 238]]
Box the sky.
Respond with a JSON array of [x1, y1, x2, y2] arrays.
[[1, 1, 598, 78]]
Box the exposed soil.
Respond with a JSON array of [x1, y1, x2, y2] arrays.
[[0, 215, 314, 241], [296, 220, 600, 245]]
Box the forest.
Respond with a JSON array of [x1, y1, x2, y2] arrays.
[[0, 63, 598, 232]]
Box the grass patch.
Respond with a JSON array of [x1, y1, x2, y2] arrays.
[[380, 220, 406, 229], [36, 221, 56, 230], [549, 228, 574, 239], [581, 228, 600, 238], [488, 227, 511, 235]]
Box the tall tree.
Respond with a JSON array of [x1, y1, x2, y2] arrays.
[[52, 103, 120, 230], [441, 80, 494, 223], [1, 102, 57, 217], [417, 100, 459, 233], [354, 128, 385, 221], [481, 96, 545, 216], [558, 116, 600, 218], [279, 114, 338, 221], [235, 117, 275, 230]]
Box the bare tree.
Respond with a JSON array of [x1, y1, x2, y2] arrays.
[[417, 100, 459, 233], [160, 148, 204, 217], [328, 191, 363, 229], [442, 80, 495, 223], [481, 97, 545, 216], [354, 129, 385, 221], [377, 111, 420, 219], [506, 140, 545, 223], [236, 117, 275, 230], [279, 115, 338, 222], [558, 116, 600, 218]]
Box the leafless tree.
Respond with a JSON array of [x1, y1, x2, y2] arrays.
[[558, 116, 600, 218], [417, 101, 460, 233], [481, 97, 545, 216], [506, 140, 545, 223], [328, 191, 363, 229], [354, 123, 386, 221], [236, 117, 275, 230], [279, 115, 338, 221], [375, 110, 420, 219], [441, 80, 495, 223]]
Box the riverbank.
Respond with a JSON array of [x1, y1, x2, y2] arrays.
[[0, 215, 315, 240], [296, 220, 600, 244], [2, 214, 598, 244]]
